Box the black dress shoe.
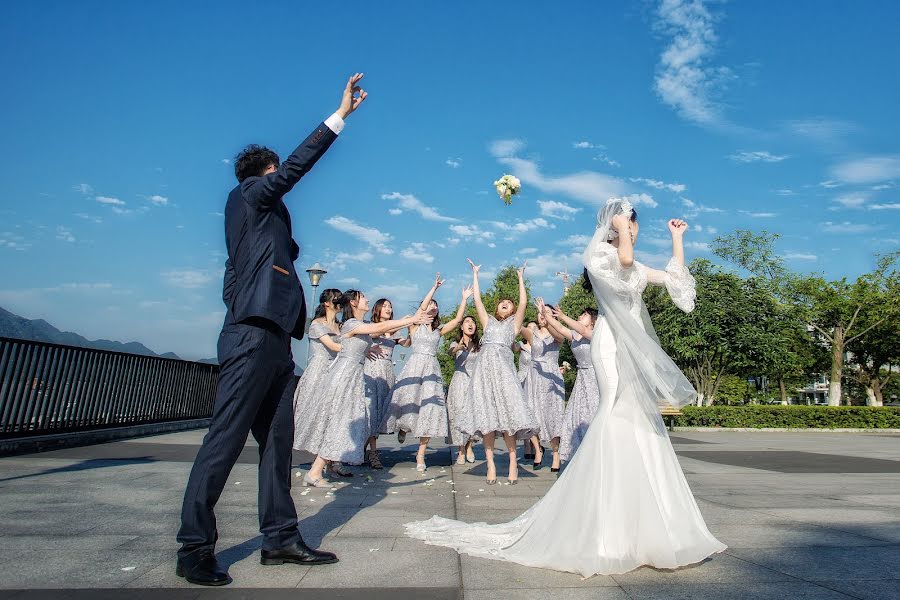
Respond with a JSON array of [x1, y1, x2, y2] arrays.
[[176, 548, 232, 586], [261, 540, 339, 566]]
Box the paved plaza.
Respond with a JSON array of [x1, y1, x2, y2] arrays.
[[0, 429, 898, 599]]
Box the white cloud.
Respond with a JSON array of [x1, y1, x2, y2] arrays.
[[831, 155, 900, 184], [821, 221, 876, 234], [872, 184, 892, 191], [728, 151, 789, 163], [56, 226, 75, 243], [685, 241, 710, 252], [491, 217, 553, 236], [489, 139, 526, 158], [524, 251, 583, 278], [75, 213, 103, 224], [774, 189, 795, 196], [784, 252, 818, 261], [148, 195, 169, 206], [786, 118, 858, 147], [519, 247, 539, 255], [449, 224, 495, 243], [573, 141, 605, 150], [400, 242, 435, 263], [381, 192, 459, 223], [498, 156, 627, 205], [538, 200, 582, 220], [870, 203, 900, 210], [629, 177, 687, 193], [593, 154, 621, 168], [388, 208, 403, 215], [834, 193, 868, 208], [161, 269, 216, 288], [557, 234, 591, 248], [96, 196, 125, 206], [681, 197, 723, 216], [73, 183, 93, 195], [819, 180, 843, 189], [221, 158, 231, 165], [445, 158, 461, 168], [653, 0, 733, 128], [336, 250, 374, 263], [369, 283, 421, 309], [325, 216, 394, 254], [739, 210, 777, 218], [614, 193, 659, 208], [337, 277, 360, 285]]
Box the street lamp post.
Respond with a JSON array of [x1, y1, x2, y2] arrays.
[[305, 263, 327, 368]]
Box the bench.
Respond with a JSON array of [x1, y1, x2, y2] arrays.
[[660, 406, 683, 431]]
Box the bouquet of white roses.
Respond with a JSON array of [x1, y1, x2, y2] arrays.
[[493, 174, 521, 205]]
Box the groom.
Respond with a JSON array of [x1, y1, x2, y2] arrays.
[[176, 73, 368, 586]]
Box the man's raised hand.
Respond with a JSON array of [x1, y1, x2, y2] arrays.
[[338, 73, 367, 119]]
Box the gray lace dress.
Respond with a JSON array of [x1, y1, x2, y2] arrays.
[[559, 334, 600, 462], [292, 321, 339, 452], [517, 345, 531, 385], [446, 342, 479, 445], [468, 316, 536, 437], [522, 333, 565, 443], [384, 325, 449, 439], [364, 336, 398, 437], [315, 318, 372, 465]]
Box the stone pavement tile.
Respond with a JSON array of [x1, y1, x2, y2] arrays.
[[727, 545, 900, 580], [86, 513, 182, 536], [0, 591, 202, 600], [296, 548, 459, 588], [616, 581, 854, 600], [0, 534, 137, 551], [0, 548, 170, 589], [693, 500, 789, 525], [696, 493, 881, 509], [336, 514, 419, 538], [0, 510, 116, 536], [460, 555, 618, 589], [811, 578, 900, 600], [454, 509, 530, 524], [838, 493, 900, 508], [465, 588, 628, 600], [707, 522, 893, 548], [754, 507, 900, 542], [455, 495, 538, 510], [611, 553, 789, 585], [314, 535, 395, 554]]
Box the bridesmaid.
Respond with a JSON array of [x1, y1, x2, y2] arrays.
[[447, 314, 480, 465], [520, 297, 566, 471], [301, 290, 430, 487], [385, 276, 472, 472], [541, 304, 599, 464], [292, 288, 341, 456], [513, 321, 536, 460], [363, 298, 405, 470], [466, 259, 536, 485]]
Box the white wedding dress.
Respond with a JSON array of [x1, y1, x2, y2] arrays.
[[405, 200, 726, 578]]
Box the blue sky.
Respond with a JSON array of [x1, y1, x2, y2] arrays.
[[1, 0, 898, 361]]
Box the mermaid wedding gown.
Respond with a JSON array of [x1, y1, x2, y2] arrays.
[[404, 200, 726, 577]]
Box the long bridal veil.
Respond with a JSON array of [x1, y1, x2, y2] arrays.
[[405, 199, 726, 577]]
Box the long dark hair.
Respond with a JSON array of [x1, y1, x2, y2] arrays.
[[313, 288, 342, 320], [371, 298, 392, 324], [583, 307, 598, 326], [583, 207, 638, 293], [458, 314, 481, 352], [428, 300, 441, 330], [335, 289, 361, 323]]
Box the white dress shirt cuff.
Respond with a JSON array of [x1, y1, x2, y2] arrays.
[[324, 113, 345, 135]]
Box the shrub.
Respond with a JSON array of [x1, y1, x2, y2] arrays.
[[673, 405, 900, 429]]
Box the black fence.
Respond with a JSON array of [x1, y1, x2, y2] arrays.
[[0, 337, 219, 438]]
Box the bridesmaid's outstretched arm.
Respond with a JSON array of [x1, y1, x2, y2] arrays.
[[467, 259, 489, 328]]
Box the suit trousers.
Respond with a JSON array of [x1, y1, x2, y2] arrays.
[[177, 315, 301, 557]]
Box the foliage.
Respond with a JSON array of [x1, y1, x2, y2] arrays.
[[714, 374, 751, 405], [673, 405, 900, 429]]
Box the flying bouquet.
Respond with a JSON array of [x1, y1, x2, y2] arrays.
[[493, 174, 521, 206]]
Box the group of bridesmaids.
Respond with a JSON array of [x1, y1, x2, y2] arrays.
[[291, 259, 602, 486]]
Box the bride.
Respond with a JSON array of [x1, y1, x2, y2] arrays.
[[404, 198, 726, 577]]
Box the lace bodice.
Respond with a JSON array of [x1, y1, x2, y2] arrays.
[[411, 325, 441, 357], [451, 342, 478, 375], [531, 333, 560, 367], [338, 319, 372, 363], [308, 321, 339, 360], [370, 336, 397, 362], [571, 335, 593, 368], [482, 316, 516, 347]]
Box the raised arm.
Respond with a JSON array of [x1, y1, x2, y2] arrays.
[[440, 286, 473, 336], [611, 213, 635, 268], [513, 261, 528, 334], [319, 335, 343, 353], [541, 304, 574, 342], [348, 309, 430, 337], [417, 273, 444, 312], [241, 74, 367, 210], [468, 259, 489, 327], [668, 219, 687, 267], [534, 297, 566, 343]]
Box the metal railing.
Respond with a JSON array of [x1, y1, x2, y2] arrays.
[[0, 337, 219, 438]]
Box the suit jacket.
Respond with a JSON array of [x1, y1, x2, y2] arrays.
[[222, 121, 338, 340]]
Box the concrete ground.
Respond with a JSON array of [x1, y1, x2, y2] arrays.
[[0, 429, 898, 599]]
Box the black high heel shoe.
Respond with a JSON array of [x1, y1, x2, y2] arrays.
[[533, 447, 545, 470]]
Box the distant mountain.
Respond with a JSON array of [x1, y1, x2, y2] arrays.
[[0, 306, 182, 360]]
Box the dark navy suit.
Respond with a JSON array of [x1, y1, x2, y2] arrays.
[[178, 119, 338, 558]]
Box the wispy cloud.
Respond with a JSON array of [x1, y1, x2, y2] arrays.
[[728, 151, 789, 163], [784, 252, 818, 261], [785, 118, 858, 148], [653, 0, 734, 129], [573, 141, 605, 150], [73, 183, 94, 195], [96, 196, 125, 206], [593, 154, 621, 168], [325, 216, 394, 254], [556, 234, 591, 248], [56, 226, 75, 243], [538, 200, 581, 220], [382, 192, 459, 223], [615, 193, 658, 208], [445, 158, 462, 168], [221, 158, 232, 165], [519, 247, 539, 255], [834, 193, 868, 209], [449, 224, 495, 243], [400, 242, 435, 263], [630, 177, 686, 193], [831, 155, 900, 184], [685, 241, 710, 252], [161, 269, 216, 289], [490, 217, 554, 236], [821, 221, 876, 234], [819, 180, 843, 189], [870, 203, 900, 210], [774, 189, 795, 196], [739, 210, 777, 218], [75, 213, 103, 224], [489, 139, 525, 158], [681, 197, 724, 216], [148, 195, 169, 206]]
